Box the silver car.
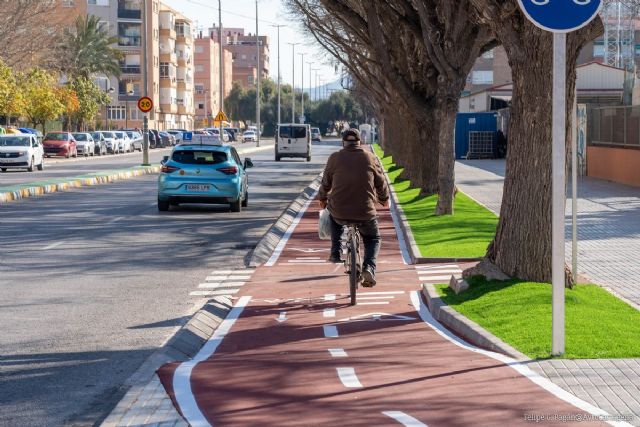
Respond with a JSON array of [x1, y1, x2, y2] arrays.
[[72, 133, 96, 157], [125, 131, 143, 151]]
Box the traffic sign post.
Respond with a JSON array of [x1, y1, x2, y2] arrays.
[[517, 0, 602, 356], [137, 97, 154, 166]]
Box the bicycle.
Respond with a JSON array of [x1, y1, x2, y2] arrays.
[[342, 223, 362, 306]]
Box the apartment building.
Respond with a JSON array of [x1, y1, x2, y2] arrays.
[[193, 33, 233, 127], [87, 0, 194, 130], [209, 26, 270, 89]]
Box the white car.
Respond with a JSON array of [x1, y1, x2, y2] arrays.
[[113, 131, 132, 153], [99, 131, 118, 154], [205, 128, 231, 142], [242, 131, 257, 143], [72, 132, 96, 157], [0, 134, 45, 172], [125, 131, 143, 151]]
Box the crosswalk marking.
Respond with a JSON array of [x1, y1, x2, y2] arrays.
[[418, 275, 456, 281], [190, 268, 255, 297]]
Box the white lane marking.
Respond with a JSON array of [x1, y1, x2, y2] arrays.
[[290, 248, 330, 253], [323, 325, 339, 338], [276, 312, 287, 323], [357, 291, 405, 295], [418, 275, 457, 282], [415, 264, 459, 270], [324, 294, 336, 302], [42, 241, 64, 250], [295, 257, 322, 260], [357, 301, 390, 305], [205, 276, 229, 281], [210, 270, 234, 274], [215, 281, 245, 287], [323, 308, 336, 318], [265, 188, 319, 266], [328, 348, 348, 358], [382, 411, 428, 426], [416, 269, 462, 275], [226, 275, 252, 280], [339, 313, 416, 322], [357, 296, 395, 300], [288, 260, 326, 263], [409, 291, 631, 427], [173, 296, 251, 427], [336, 367, 363, 388], [190, 289, 239, 296], [108, 216, 124, 224], [198, 282, 221, 288]]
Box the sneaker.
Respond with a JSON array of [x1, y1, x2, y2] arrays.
[[327, 254, 343, 263], [362, 266, 376, 287]]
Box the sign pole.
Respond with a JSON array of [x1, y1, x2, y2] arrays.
[[572, 94, 578, 283], [142, 115, 150, 166], [552, 32, 566, 356]]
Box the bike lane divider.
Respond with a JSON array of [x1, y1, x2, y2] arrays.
[[156, 197, 616, 426]]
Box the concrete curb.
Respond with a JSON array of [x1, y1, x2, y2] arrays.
[[421, 283, 529, 361], [248, 174, 322, 267], [0, 166, 160, 204], [100, 296, 235, 426]]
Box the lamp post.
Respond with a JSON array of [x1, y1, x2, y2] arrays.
[[311, 68, 319, 101], [287, 42, 300, 123], [125, 89, 134, 129], [218, 0, 224, 143], [141, 0, 150, 166], [298, 52, 305, 123], [255, 0, 261, 147], [204, 90, 210, 127], [104, 85, 114, 130], [271, 24, 285, 125]]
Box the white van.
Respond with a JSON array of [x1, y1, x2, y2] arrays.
[[275, 124, 311, 162]]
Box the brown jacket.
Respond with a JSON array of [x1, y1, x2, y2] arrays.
[[318, 145, 389, 221]]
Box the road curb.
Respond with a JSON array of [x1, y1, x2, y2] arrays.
[[99, 296, 235, 426], [0, 166, 160, 204], [248, 174, 322, 267], [420, 283, 529, 361]]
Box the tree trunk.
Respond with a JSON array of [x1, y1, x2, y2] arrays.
[[435, 92, 460, 215]]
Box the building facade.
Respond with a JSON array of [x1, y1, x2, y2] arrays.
[[88, 0, 194, 130], [193, 34, 233, 127], [209, 26, 269, 89]]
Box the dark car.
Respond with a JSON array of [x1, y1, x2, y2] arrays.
[[150, 129, 165, 148], [159, 131, 175, 147], [91, 132, 107, 155]]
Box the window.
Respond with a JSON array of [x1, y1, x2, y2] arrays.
[[108, 106, 126, 120], [195, 45, 204, 54], [471, 70, 493, 85], [279, 126, 306, 139], [195, 64, 204, 72], [248, 75, 254, 85], [118, 22, 142, 46], [594, 44, 605, 57], [88, 0, 109, 5], [62, 0, 75, 7], [172, 150, 227, 165], [198, 103, 204, 110], [160, 62, 169, 78]]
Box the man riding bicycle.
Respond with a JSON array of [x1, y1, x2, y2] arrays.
[[318, 128, 389, 287]]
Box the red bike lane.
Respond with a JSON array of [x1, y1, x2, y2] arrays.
[[157, 201, 610, 426]]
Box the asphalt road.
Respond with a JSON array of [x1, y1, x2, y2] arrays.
[[0, 139, 272, 188], [0, 140, 341, 427]]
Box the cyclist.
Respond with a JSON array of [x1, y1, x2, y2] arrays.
[[318, 128, 389, 287]]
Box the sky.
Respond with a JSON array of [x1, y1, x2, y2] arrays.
[[163, 0, 340, 90]]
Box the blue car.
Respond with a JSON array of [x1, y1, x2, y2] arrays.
[[157, 142, 253, 212]]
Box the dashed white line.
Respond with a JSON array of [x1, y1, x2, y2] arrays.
[[42, 241, 64, 250], [288, 260, 326, 263], [323, 308, 336, 318], [205, 276, 229, 281], [190, 289, 239, 296], [357, 296, 395, 300], [226, 275, 252, 280], [357, 301, 390, 305], [336, 367, 363, 388], [328, 348, 348, 358], [198, 282, 221, 288], [210, 270, 234, 274], [418, 275, 457, 281], [415, 264, 459, 270], [323, 325, 339, 338], [382, 411, 428, 426], [356, 291, 405, 295], [324, 294, 336, 302]]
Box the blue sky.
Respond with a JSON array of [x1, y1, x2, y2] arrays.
[[163, 0, 339, 89]]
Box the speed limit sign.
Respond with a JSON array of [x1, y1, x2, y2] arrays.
[[137, 96, 153, 113]]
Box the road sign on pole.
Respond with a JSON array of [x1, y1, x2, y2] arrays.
[[137, 96, 153, 113], [214, 110, 229, 123], [517, 0, 602, 357]]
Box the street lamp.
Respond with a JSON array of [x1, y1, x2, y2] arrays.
[[287, 42, 300, 123], [271, 24, 285, 125], [298, 52, 305, 123], [218, 0, 224, 144], [105, 86, 114, 130], [311, 68, 320, 101], [255, 0, 261, 147], [125, 89, 134, 129]]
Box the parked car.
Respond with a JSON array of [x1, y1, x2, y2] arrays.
[[0, 134, 45, 172], [43, 132, 77, 158], [205, 128, 230, 142], [150, 129, 165, 148], [72, 133, 96, 157], [91, 132, 108, 155], [311, 127, 322, 142], [167, 130, 184, 144], [112, 131, 132, 153], [124, 130, 143, 151], [96, 131, 118, 154], [159, 131, 175, 147], [157, 141, 253, 212], [242, 130, 257, 143]]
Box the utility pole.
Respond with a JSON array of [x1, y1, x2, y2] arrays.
[[255, 0, 261, 147], [141, 0, 150, 166], [287, 42, 300, 123], [311, 68, 319, 101], [218, 0, 224, 142], [298, 52, 305, 123], [271, 24, 285, 125]]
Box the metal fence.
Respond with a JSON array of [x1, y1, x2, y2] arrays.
[[589, 105, 640, 148]]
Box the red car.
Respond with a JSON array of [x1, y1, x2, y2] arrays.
[[43, 132, 78, 158]]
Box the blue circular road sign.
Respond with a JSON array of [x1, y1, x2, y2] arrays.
[[517, 0, 602, 33]]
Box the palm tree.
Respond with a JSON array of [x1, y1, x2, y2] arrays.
[[59, 15, 123, 79]]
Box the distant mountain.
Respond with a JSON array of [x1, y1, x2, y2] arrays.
[[304, 79, 343, 101]]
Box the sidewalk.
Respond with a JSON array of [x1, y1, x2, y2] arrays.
[[455, 159, 640, 309]]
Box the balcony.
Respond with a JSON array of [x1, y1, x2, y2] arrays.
[[118, 8, 141, 19], [119, 36, 141, 47], [118, 93, 140, 101], [160, 52, 177, 64], [120, 65, 141, 74]]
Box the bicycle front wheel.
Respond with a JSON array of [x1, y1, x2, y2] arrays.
[[349, 238, 357, 306]]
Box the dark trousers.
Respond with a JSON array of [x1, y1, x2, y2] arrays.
[[330, 215, 381, 272]]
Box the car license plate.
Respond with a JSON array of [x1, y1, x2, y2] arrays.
[[186, 184, 211, 192]]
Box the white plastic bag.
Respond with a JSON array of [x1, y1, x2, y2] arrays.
[[318, 209, 332, 240]]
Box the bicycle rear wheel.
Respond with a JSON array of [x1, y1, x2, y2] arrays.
[[349, 236, 357, 306]]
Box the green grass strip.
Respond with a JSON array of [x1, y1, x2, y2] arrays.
[[436, 278, 640, 359], [373, 144, 498, 258]]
